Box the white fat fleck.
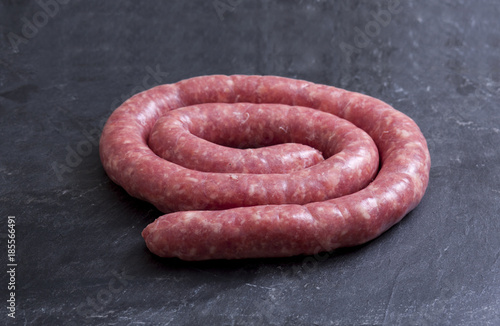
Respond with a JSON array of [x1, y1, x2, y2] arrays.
[[183, 212, 198, 221], [137, 112, 148, 126], [279, 152, 294, 164], [179, 114, 192, 125], [343, 104, 352, 117], [358, 197, 377, 220], [383, 189, 399, 204], [344, 155, 364, 170], [229, 174, 239, 180], [404, 142, 423, 150], [397, 129, 412, 138], [298, 151, 312, 159], [293, 211, 314, 222], [292, 187, 303, 200], [213, 223, 222, 233], [185, 177, 199, 183], [252, 213, 262, 221], [241, 112, 250, 123], [199, 219, 222, 233], [249, 183, 259, 196], [361, 210, 371, 220]]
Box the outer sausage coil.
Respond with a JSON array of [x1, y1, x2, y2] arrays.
[[99, 75, 431, 261]]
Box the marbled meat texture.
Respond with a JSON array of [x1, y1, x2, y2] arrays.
[[99, 75, 431, 260]]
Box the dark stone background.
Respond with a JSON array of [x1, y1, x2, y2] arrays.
[[1, 1, 499, 325]]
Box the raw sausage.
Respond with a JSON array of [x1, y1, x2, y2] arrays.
[[99, 75, 431, 260], [149, 103, 328, 174], [101, 75, 430, 260], [149, 102, 378, 181]]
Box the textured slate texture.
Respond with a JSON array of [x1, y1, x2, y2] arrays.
[[1, 1, 499, 325]]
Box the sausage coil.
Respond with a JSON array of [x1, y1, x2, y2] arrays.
[[99, 75, 431, 261]]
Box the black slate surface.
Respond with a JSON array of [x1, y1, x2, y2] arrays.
[[1, 1, 499, 325]]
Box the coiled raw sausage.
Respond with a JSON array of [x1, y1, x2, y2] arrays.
[[99, 75, 431, 261]]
